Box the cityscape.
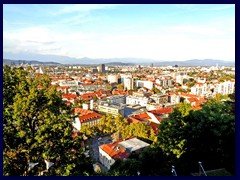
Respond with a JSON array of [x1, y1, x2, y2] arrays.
[[3, 4, 235, 176]]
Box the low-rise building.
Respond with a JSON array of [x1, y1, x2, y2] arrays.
[[72, 108, 102, 131], [99, 137, 150, 170], [106, 95, 126, 105], [98, 103, 125, 117], [126, 95, 149, 107]]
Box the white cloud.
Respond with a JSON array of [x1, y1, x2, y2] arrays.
[[52, 4, 120, 15], [3, 21, 235, 61]]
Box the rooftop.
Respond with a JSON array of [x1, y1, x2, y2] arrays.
[[118, 137, 150, 152]]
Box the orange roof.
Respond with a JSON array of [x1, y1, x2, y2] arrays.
[[112, 89, 127, 95], [127, 116, 143, 124], [57, 86, 69, 89], [187, 97, 198, 103], [78, 112, 102, 123], [100, 141, 130, 160], [62, 93, 78, 100], [74, 108, 102, 123], [150, 107, 173, 115], [74, 108, 93, 115]]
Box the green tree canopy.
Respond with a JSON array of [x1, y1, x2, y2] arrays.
[[3, 66, 92, 176], [157, 98, 235, 175]]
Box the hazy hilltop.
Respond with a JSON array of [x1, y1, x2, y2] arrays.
[[3, 52, 235, 66]]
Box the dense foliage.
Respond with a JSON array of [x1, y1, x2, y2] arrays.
[[3, 65, 92, 176], [157, 96, 235, 175]]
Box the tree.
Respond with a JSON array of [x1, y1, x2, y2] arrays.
[[121, 123, 155, 141], [116, 83, 124, 90], [3, 66, 92, 176], [157, 98, 235, 175], [157, 102, 192, 162]]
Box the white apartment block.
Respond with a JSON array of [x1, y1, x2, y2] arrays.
[[107, 74, 119, 84], [120, 74, 133, 83], [126, 95, 149, 107], [135, 80, 153, 90], [214, 80, 235, 95], [124, 78, 133, 90], [191, 83, 209, 97], [156, 78, 173, 87], [175, 72, 188, 85], [168, 93, 180, 105]]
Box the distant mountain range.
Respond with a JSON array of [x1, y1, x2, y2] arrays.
[[3, 59, 61, 65], [3, 52, 235, 67]]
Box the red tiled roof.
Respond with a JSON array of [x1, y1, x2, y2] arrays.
[[187, 97, 198, 103], [81, 92, 97, 101], [74, 108, 102, 123], [78, 112, 102, 123], [100, 141, 130, 160], [74, 108, 93, 115], [62, 93, 78, 100], [150, 107, 173, 115], [112, 89, 127, 95], [127, 116, 143, 124], [135, 113, 149, 120], [57, 86, 69, 89]]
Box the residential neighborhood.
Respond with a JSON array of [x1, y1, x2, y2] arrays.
[[3, 62, 235, 175]]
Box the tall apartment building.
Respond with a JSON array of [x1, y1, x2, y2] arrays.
[[124, 78, 133, 90], [98, 64, 106, 73]]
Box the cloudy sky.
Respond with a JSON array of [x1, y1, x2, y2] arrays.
[[3, 4, 235, 61]]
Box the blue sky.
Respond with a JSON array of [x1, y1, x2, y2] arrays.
[[3, 4, 235, 61]]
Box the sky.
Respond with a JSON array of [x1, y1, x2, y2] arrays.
[[3, 4, 235, 62]]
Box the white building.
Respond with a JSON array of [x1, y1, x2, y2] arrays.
[[191, 83, 209, 96], [126, 95, 149, 107], [214, 80, 235, 95], [58, 80, 78, 87], [135, 80, 153, 90], [98, 103, 125, 117], [106, 95, 126, 105], [168, 93, 180, 105], [175, 72, 188, 85], [120, 74, 133, 83], [124, 78, 133, 90], [107, 74, 119, 84]]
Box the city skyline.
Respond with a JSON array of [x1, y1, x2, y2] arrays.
[[3, 4, 235, 62]]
